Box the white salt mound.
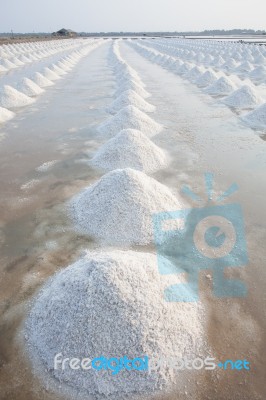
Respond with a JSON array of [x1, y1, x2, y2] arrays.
[[0, 64, 7, 73], [222, 85, 260, 109], [43, 67, 61, 81], [115, 80, 150, 99], [25, 250, 205, 397], [57, 61, 72, 71], [0, 106, 15, 123], [242, 103, 266, 129], [106, 89, 155, 115], [196, 70, 217, 87], [33, 72, 54, 88], [0, 85, 35, 109], [91, 129, 168, 173], [249, 66, 266, 83], [2, 59, 17, 69], [18, 78, 44, 97], [98, 105, 162, 137], [205, 76, 236, 96], [52, 64, 67, 76], [185, 66, 203, 82], [69, 168, 182, 245]]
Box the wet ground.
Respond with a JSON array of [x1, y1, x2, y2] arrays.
[[0, 41, 265, 400]]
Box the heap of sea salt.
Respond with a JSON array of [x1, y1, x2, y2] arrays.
[[185, 66, 203, 82], [176, 63, 192, 75], [0, 106, 15, 123], [115, 66, 141, 83], [0, 64, 8, 73], [69, 168, 181, 245], [242, 103, 266, 129], [43, 67, 61, 81], [25, 250, 205, 397], [91, 129, 168, 173], [51, 64, 67, 76], [221, 58, 238, 71], [57, 61, 72, 71], [11, 57, 24, 66], [0, 85, 35, 109], [115, 80, 150, 99], [222, 85, 261, 109], [205, 76, 236, 96], [106, 90, 155, 115], [249, 66, 266, 83], [18, 78, 44, 97], [98, 105, 162, 137], [33, 72, 54, 88], [1, 59, 17, 69], [196, 70, 218, 87]]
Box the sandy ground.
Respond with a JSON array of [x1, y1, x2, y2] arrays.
[[0, 41, 265, 400]]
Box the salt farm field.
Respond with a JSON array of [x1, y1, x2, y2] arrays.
[[0, 38, 266, 400]]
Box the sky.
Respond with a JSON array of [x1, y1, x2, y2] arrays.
[[0, 0, 265, 33]]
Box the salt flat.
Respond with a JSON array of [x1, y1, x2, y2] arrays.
[[0, 38, 265, 400]]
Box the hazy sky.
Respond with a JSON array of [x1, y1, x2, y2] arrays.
[[0, 0, 265, 33]]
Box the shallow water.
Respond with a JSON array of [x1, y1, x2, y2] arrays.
[[0, 40, 265, 400]]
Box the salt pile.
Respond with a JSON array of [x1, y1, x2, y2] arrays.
[[18, 78, 44, 97], [51, 64, 67, 76], [0, 106, 15, 123], [249, 66, 266, 83], [57, 61, 72, 71], [118, 74, 144, 88], [222, 58, 238, 71], [185, 66, 203, 82], [205, 76, 236, 96], [115, 80, 150, 99], [235, 61, 253, 73], [98, 105, 162, 137], [91, 129, 168, 173], [196, 70, 217, 87], [0, 64, 7, 73], [106, 90, 155, 115], [242, 103, 266, 129], [25, 250, 205, 397], [43, 67, 61, 81], [176, 63, 191, 75], [222, 85, 261, 109], [0, 85, 35, 109], [2, 59, 17, 69], [11, 57, 24, 66], [33, 72, 54, 88], [69, 168, 182, 245]]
